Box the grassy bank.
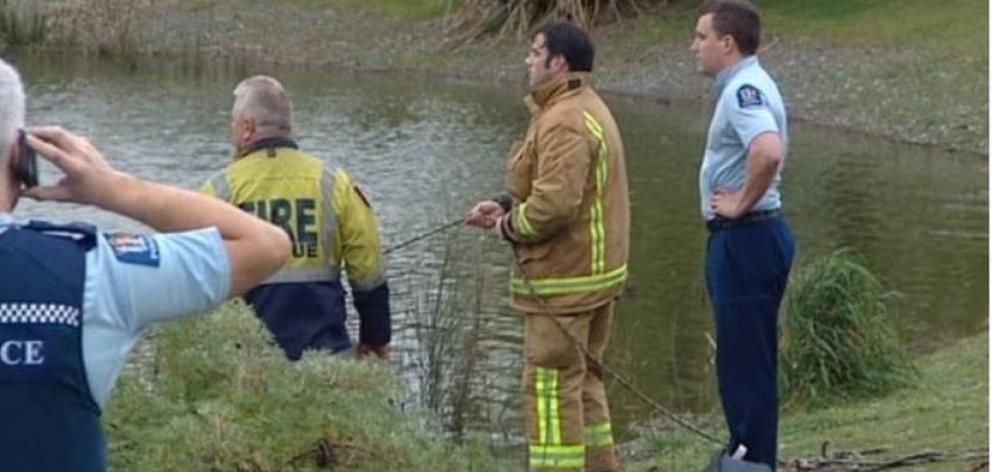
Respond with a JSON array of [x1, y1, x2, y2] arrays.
[[104, 303, 511, 471], [622, 332, 988, 471]]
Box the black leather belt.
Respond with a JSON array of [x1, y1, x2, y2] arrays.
[[706, 209, 782, 233]]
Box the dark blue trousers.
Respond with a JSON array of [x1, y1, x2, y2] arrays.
[[705, 216, 794, 470]]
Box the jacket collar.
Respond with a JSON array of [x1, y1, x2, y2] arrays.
[[240, 136, 299, 158], [712, 55, 759, 99], [525, 72, 590, 114]]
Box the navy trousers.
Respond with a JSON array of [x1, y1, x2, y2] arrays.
[[705, 216, 794, 470]]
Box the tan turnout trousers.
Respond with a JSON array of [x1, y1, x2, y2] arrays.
[[523, 301, 617, 472]]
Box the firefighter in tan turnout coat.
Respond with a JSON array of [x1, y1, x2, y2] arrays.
[[466, 22, 629, 472]]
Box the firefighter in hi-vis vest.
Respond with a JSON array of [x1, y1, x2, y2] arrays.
[[202, 75, 391, 361], [466, 23, 630, 472]]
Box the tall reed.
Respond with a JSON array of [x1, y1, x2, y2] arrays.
[[779, 250, 916, 409], [41, 0, 153, 55], [0, 0, 47, 48]]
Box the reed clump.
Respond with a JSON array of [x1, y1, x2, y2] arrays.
[[779, 250, 916, 409], [41, 0, 153, 55], [0, 0, 47, 48]]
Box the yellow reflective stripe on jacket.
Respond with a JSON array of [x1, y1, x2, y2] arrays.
[[584, 421, 614, 447], [516, 202, 539, 238], [584, 111, 608, 275], [528, 444, 585, 469], [511, 264, 627, 295], [535, 366, 562, 445]]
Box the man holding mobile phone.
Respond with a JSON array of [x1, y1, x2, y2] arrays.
[[0, 58, 291, 471], [14, 130, 37, 187]]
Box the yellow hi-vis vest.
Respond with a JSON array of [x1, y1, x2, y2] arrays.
[[201, 142, 386, 292]]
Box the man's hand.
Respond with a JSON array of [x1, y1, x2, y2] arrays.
[[21, 126, 123, 205], [23, 126, 291, 297], [712, 132, 784, 220], [357, 343, 390, 361], [710, 188, 745, 219], [465, 200, 504, 229]]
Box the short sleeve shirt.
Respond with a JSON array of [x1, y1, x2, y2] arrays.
[[699, 56, 788, 220], [0, 213, 231, 408]]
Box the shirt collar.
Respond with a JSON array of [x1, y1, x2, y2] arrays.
[[240, 136, 299, 158], [712, 55, 759, 100]]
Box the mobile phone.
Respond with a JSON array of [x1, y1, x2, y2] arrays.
[[15, 129, 38, 188]]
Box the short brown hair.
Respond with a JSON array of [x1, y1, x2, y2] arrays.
[[533, 22, 595, 72], [699, 0, 761, 56]]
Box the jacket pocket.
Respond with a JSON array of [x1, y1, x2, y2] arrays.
[[514, 241, 553, 282], [505, 139, 534, 199]]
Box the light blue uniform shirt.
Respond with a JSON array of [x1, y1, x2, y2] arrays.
[[0, 213, 231, 408], [700, 55, 788, 220]]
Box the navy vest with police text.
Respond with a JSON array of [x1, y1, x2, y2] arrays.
[[0, 220, 105, 472]]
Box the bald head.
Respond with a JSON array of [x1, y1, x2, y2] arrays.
[[231, 75, 294, 143], [0, 59, 26, 171]]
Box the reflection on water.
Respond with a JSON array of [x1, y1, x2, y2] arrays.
[[9, 54, 987, 443]]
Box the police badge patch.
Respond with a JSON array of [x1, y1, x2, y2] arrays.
[[736, 85, 763, 108], [105, 233, 161, 267]]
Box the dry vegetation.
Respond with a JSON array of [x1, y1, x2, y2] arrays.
[[446, 0, 659, 43]]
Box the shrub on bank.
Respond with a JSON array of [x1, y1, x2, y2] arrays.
[[0, 0, 47, 48], [104, 302, 507, 471], [779, 250, 916, 409]]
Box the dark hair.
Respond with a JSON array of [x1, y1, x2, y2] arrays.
[[699, 0, 761, 56], [533, 22, 595, 72]]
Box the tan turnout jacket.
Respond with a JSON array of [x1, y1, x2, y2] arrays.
[[499, 72, 630, 314]]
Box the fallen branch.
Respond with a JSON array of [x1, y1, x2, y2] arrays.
[[784, 445, 988, 471]]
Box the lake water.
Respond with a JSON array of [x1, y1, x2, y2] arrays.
[[9, 54, 987, 445]]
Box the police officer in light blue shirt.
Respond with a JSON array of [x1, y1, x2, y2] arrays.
[[0, 58, 291, 472], [690, 1, 795, 470]]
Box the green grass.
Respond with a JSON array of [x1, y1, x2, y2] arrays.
[[623, 332, 988, 471], [620, 0, 986, 58], [777, 332, 987, 470], [759, 0, 987, 56], [104, 302, 510, 471]]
